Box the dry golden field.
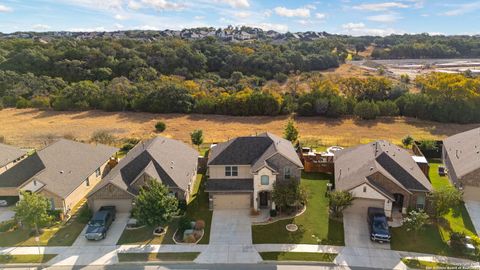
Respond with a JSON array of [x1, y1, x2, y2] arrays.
[[0, 108, 477, 149]]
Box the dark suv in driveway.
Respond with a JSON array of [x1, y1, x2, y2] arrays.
[[367, 207, 391, 243], [85, 206, 116, 241]]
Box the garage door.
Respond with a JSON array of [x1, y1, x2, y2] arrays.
[[346, 198, 385, 214], [463, 186, 480, 201], [213, 194, 251, 209], [92, 199, 132, 213]]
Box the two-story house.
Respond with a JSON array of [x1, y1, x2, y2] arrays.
[[205, 132, 303, 211]]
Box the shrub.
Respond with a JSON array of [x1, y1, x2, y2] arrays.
[[15, 97, 31, 109], [91, 130, 116, 145], [31, 96, 51, 109], [274, 73, 288, 84], [419, 140, 438, 151], [450, 232, 466, 254], [270, 209, 277, 217], [194, 220, 205, 230], [178, 200, 187, 214], [47, 209, 63, 221], [354, 100, 380, 120], [155, 121, 166, 132], [0, 219, 17, 233], [377, 100, 399, 116], [77, 206, 93, 224], [179, 217, 193, 232], [402, 135, 414, 148], [184, 234, 197, 243]]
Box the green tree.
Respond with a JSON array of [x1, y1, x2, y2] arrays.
[[190, 129, 203, 150], [14, 192, 52, 235], [429, 187, 463, 219], [402, 135, 414, 148], [328, 190, 354, 218], [272, 179, 307, 213], [132, 179, 179, 227], [403, 209, 429, 239], [354, 100, 380, 120], [155, 121, 166, 132], [283, 118, 299, 143]]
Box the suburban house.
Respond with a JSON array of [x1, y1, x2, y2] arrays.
[[334, 140, 433, 217], [0, 143, 27, 175], [0, 139, 117, 216], [205, 132, 303, 211], [87, 136, 199, 213], [443, 128, 480, 201]]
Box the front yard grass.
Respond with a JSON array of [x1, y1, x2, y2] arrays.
[[401, 258, 457, 269], [0, 254, 57, 264], [117, 252, 199, 262], [0, 207, 88, 247], [391, 160, 477, 257], [252, 172, 344, 245], [117, 173, 212, 245], [259, 252, 337, 262]]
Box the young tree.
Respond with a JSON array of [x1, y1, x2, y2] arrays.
[[190, 129, 203, 150], [272, 179, 307, 213], [429, 187, 463, 219], [14, 192, 52, 235], [328, 190, 354, 218], [283, 118, 299, 143], [403, 209, 429, 239], [402, 135, 414, 148], [155, 121, 166, 132], [132, 179, 179, 228]]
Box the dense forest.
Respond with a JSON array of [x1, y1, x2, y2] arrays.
[[0, 33, 480, 123]]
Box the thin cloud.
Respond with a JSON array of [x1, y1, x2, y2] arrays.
[[274, 6, 310, 18], [0, 4, 12, 12], [367, 13, 402, 23], [353, 2, 408, 11], [442, 1, 480, 16]]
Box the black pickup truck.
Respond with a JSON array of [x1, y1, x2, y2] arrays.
[[85, 206, 116, 241], [367, 207, 391, 243]]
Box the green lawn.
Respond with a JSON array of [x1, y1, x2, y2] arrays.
[[391, 161, 477, 257], [401, 258, 457, 269], [117, 173, 212, 245], [117, 252, 200, 262], [0, 254, 57, 264], [260, 252, 337, 262], [0, 209, 88, 247], [252, 172, 344, 245]]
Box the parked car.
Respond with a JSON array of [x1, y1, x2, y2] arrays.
[[85, 206, 116, 241], [368, 207, 391, 243], [0, 200, 8, 207]]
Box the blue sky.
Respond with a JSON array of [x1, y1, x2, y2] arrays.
[[0, 0, 479, 35]]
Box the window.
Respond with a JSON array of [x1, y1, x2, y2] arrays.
[[416, 194, 426, 209], [284, 167, 291, 179], [85, 177, 90, 187], [95, 167, 101, 177], [261, 175, 269, 185], [225, 166, 238, 177]]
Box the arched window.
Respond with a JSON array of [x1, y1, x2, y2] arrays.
[[261, 175, 269, 185]]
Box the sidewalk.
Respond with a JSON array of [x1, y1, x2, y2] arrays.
[[255, 244, 343, 254]]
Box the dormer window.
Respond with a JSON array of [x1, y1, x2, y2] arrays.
[[225, 166, 238, 177]]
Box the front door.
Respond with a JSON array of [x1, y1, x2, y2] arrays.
[[259, 192, 268, 208], [393, 193, 404, 212]]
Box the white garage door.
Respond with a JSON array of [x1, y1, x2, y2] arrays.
[[92, 199, 132, 213], [346, 198, 385, 214], [464, 186, 480, 201], [213, 194, 251, 209]]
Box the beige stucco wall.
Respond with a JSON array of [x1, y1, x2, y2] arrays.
[[208, 165, 252, 179], [253, 167, 276, 210], [63, 160, 110, 214], [349, 183, 392, 217], [0, 187, 19, 196]]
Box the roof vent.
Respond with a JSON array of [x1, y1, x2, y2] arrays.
[[370, 167, 374, 171], [60, 170, 64, 174]]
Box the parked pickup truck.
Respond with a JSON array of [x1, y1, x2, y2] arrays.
[[85, 206, 116, 241], [367, 207, 391, 243]]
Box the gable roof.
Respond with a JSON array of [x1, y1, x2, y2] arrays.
[[89, 136, 199, 197], [443, 128, 480, 179], [208, 132, 303, 170], [0, 143, 27, 168], [335, 140, 432, 193], [21, 139, 117, 198], [0, 153, 45, 188]]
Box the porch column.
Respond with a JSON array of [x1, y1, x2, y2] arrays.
[[253, 192, 258, 210]]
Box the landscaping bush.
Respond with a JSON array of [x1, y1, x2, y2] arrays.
[[178, 200, 187, 214], [194, 220, 205, 230], [419, 140, 438, 151], [270, 209, 277, 217], [377, 100, 399, 116], [0, 219, 17, 233], [31, 96, 51, 109], [449, 232, 467, 254], [77, 206, 93, 224], [179, 217, 193, 232], [354, 100, 380, 120], [120, 138, 140, 152], [47, 209, 63, 221], [184, 234, 196, 243], [155, 121, 166, 132]]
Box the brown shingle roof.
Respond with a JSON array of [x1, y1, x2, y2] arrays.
[[443, 128, 480, 179], [0, 143, 27, 168]]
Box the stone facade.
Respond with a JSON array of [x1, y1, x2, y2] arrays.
[[266, 153, 302, 182]]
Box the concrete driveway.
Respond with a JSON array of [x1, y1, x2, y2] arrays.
[[195, 209, 262, 264], [0, 206, 15, 223], [465, 200, 480, 236], [343, 208, 391, 250], [72, 213, 129, 246]]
